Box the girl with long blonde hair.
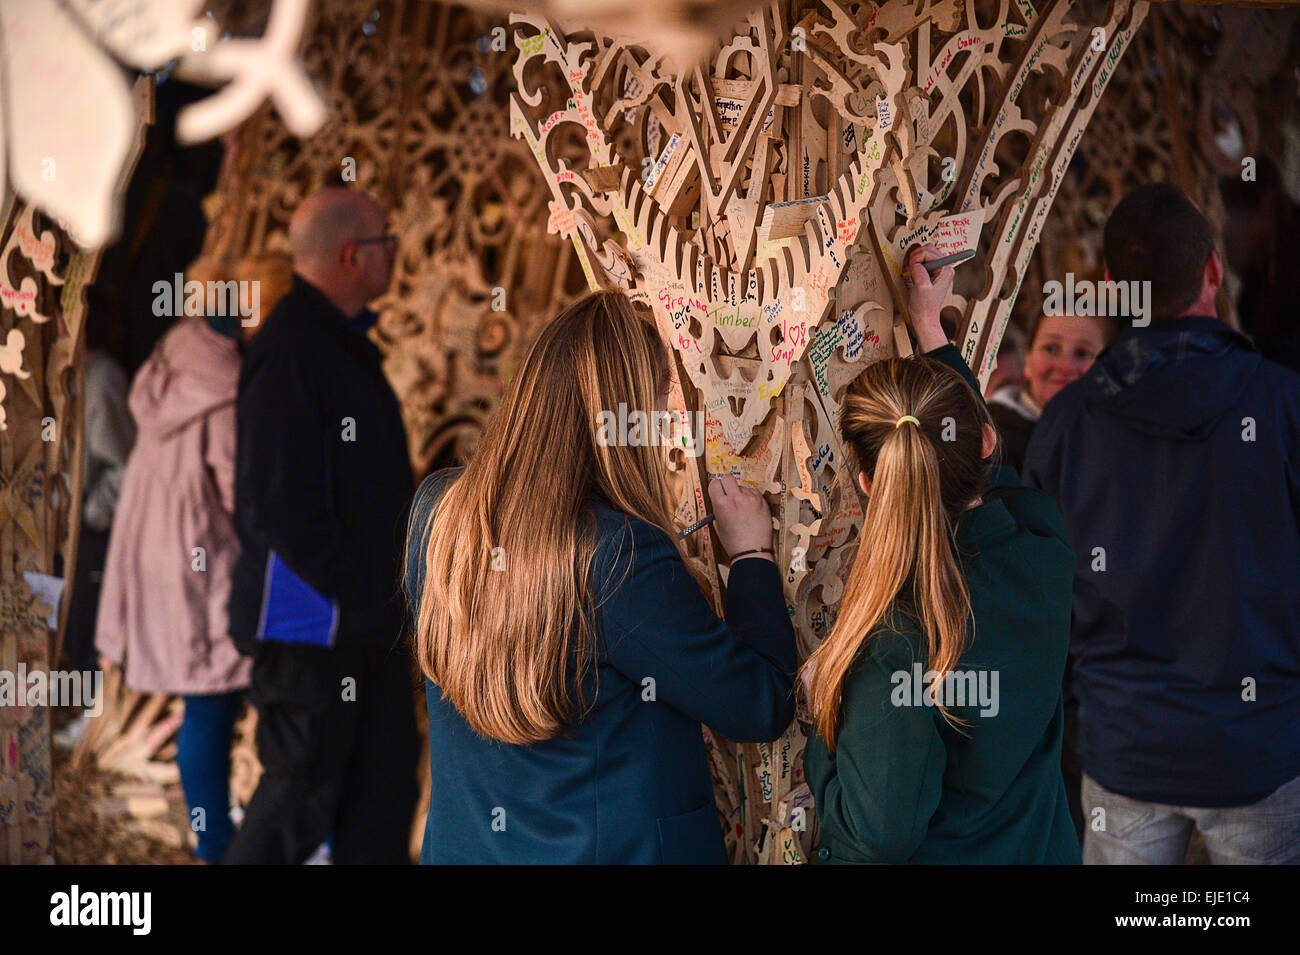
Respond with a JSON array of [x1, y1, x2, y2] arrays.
[[801, 246, 1080, 864], [405, 288, 796, 864]]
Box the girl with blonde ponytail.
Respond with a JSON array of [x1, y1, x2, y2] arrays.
[[802, 246, 1080, 864], [405, 288, 796, 864]]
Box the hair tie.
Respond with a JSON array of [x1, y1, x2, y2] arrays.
[[895, 415, 921, 429]]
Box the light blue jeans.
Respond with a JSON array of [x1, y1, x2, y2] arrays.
[[1082, 772, 1300, 864]]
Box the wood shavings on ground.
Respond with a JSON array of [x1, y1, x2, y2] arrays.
[[51, 710, 196, 866]]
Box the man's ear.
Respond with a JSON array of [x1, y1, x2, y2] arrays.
[[857, 470, 871, 497], [1206, 248, 1224, 293], [981, 422, 998, 460]]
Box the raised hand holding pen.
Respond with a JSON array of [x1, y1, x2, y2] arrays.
[[906, 243, 957, 353]]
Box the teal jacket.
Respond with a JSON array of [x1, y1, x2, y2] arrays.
[[406, 469, 797, 864], [803, 345, 1080, 864]]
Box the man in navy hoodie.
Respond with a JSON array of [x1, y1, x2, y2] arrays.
[[1024, 183, 1300, 864]]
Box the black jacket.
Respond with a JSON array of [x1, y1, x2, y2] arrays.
[[1024, 315, 1300, 807], [228, 276, 414, 651]]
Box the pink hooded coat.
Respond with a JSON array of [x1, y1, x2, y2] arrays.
[[95, 318, 251, 695]]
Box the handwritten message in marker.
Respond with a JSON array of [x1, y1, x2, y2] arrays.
[[890, 208, 986, 276]]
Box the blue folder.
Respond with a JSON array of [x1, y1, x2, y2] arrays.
[[255, 550, 339, 648]]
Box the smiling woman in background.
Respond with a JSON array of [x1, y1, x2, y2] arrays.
[[988, 286, 1114, 471]]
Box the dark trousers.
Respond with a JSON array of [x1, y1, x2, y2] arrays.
[[64, 527, 110, 672], [222, 641, 420, 865]]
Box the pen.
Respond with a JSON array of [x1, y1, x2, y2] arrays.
[[923, 249, 976, 273], [678, 513, 716, 540]]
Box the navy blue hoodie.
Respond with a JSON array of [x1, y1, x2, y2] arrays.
[[1024, 315, 1300, 807]]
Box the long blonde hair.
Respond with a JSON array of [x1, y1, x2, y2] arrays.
[[805, 357, 989, 750], [409, 289, 678, 744]]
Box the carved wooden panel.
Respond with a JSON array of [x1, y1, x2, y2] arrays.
[[0, 205, 107, 863], [1023, 1, 1300, 325], [0, 79, 152, 864]]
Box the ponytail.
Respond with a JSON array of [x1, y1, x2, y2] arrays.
[[804, 357, 986, 750]]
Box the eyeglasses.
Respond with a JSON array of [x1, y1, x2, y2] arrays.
[[352, 233, 397, 251]]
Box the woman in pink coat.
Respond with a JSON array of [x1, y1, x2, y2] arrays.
[[96, 310, 251, 861]]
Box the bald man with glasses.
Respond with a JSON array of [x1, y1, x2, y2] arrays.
[[224, 188, 419, 864]]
